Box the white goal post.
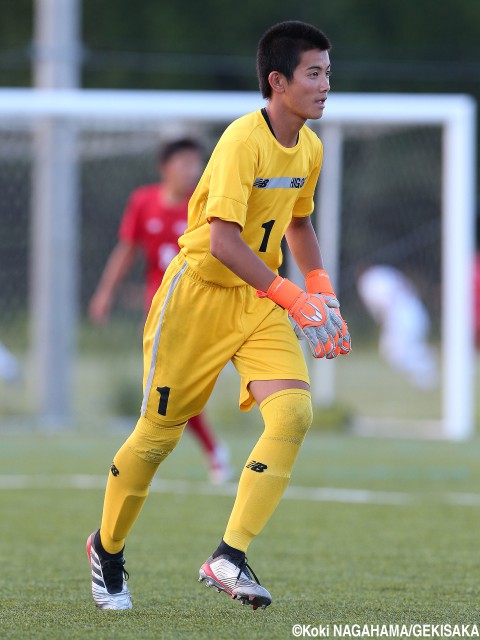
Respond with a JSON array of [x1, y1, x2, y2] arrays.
[[0, 88, 476, 438]]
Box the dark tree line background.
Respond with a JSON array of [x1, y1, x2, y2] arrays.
[[2, 0, 480, 97]]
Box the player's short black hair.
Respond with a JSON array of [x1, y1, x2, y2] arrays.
[[256, 21, 331, 99], [158, 138, 203, 165]]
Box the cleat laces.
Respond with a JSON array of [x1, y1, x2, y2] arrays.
[[235, 557, 261, 586], [101, 557, 129, 593]]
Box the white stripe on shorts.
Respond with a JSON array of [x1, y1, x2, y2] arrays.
[[141, 262, 187, 416]]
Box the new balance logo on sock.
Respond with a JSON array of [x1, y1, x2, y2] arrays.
[[246, 460, 268, 473], [110, 464, 119, 477]]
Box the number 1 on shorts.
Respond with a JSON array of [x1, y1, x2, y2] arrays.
[[156, 386, 170, 415]]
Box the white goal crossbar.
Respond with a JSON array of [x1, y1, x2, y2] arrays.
[[0, 89, 476, 438]]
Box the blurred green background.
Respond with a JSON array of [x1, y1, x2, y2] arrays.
[[2, 0, 480, 96]]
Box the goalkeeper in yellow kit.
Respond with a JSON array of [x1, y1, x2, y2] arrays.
[[87, 20, 351, 611]]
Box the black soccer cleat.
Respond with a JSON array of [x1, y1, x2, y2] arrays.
[[86, 530, 132, 610]]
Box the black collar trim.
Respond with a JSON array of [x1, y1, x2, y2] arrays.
[[261, 107, 299, 146], [261, 107, 276, 138]]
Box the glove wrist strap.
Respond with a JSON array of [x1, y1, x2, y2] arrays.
[[258, 276, 304, 310], [306, 269, 335, 296]]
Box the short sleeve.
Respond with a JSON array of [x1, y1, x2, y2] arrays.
[[205, 139, 257, 230]]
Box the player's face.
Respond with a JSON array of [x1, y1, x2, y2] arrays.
[[161, 149, 203, 196], [284, 49, 331, 121]]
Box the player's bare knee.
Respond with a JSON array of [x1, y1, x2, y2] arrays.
[[259, 389, 313, 444], [126, 415, 186, 464]]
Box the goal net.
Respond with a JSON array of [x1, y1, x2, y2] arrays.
[[0, 89, 476, 439]]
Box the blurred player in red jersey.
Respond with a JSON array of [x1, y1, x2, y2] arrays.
[[89, 138, 232, 484]]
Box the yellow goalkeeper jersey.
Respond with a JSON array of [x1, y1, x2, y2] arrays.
[[178, 109, 323, 287]]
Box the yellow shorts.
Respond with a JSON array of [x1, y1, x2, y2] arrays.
[[140, 254, 309, 426]]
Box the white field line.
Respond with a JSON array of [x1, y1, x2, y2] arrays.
[[0, 474, 479, 507]]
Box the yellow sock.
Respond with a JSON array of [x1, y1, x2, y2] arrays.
[[100, 416, 186, 554], [223, 389, 312, 552]]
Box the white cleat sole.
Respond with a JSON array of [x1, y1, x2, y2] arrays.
[[198, 568, 270, 610]]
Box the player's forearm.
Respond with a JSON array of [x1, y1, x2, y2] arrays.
[[218, 243, 277, 291], [285, 216, 324, 276], [210, 218, 276, 291]]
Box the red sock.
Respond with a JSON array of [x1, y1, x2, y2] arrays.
[[188, 413, 217, 456]]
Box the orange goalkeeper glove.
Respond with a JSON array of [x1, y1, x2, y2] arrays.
[[257, 276, 339, 359], [305, 269, 351, 355]]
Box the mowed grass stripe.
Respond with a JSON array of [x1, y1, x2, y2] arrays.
[[1, 474, 479, 507]]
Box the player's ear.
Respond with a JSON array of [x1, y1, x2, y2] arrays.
[[268, 71, 286, 94]]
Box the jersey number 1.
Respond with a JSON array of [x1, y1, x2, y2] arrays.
[[259, 220, 275, 252], [156, 386, 170, 415]]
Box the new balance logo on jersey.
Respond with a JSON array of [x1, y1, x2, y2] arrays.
[[110, 464, 120, 477], [246, 460, 268, 473], [253, 178, 270, 188]]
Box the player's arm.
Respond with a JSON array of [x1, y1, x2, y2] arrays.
[[285, 215, 351, 355], [210, 218, 338, 358], [285, 215, 324, 275], [88, 241, 138, 325], [210, 218, 277, 291]]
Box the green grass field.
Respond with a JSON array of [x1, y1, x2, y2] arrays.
[[0, 426, 479, 640], [0, 329, 479, 639]]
